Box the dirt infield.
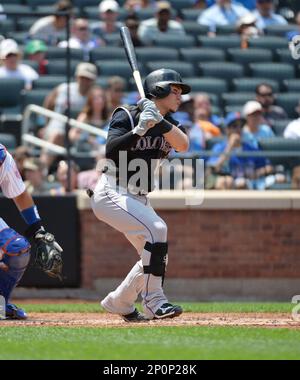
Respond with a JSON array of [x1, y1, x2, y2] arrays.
[[1, 312, 300, 328]]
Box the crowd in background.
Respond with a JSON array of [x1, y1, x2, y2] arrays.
[[0, 0, 300, 192]]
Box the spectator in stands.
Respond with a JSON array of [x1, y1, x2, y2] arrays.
[[69, 86, 109, 150], [193, 93, 222, 136], [29, 0, 73, 46], [283, 113, 300, 189], [198, 0, 250, 35], [255, 83, 288, 127], [242, 100, 275, 146], [138, 1, 186, 45], [91, 0, 123, 40], [41, 62, 97, 168], [52, 160, 80, 194], [58, 18, 104, 61], [283, 108, 300, 139], [122, 15, 144, 47], [206, 111, 274, 190], [23, 158, 51, 195], [105, 76, 126, 115], [286, 11, 300, 41], [51, 159, 100, 194], [237, 13, 260, 48], [24, 40, 48, 75], [253, 0, 287, 32], [0, 39, 39, 90], [124, 0, 156, 11]]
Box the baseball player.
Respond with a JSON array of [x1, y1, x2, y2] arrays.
[[90, 69, 191, 322], [0, 144, 63, 319]]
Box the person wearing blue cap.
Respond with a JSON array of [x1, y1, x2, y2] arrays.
[[206, 111, 276, 190]]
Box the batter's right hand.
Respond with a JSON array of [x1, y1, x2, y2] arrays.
[[137, 98, 157, 112]]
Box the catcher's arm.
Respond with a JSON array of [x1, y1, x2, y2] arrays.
[[13, 190, 63, 280]]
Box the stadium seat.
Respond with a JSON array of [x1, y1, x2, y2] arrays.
[[22, 60, 39, 72], [282, 79, 300, 92], [249, 63, 295, 81], [182, 21, 209, 36], [184, 77, 228, 94], [154, 35, 196, 48], [2, 4, 31, 13], [275, 93, 300, 119], [0, 19, 14, 35], [0, 133, 17, 151], [46, 47, 84, 60], [224, 105, 243, 114], [135, 8, 156, 21], [180, 48, 225, 64], [90, 47, 126, 62], [198, 62, 244, 80], [198, 36, 241, 50], [181, 8, 203, 21], [169, 0, 194, 11], [222, 92, 255, 107], [73, 0, 100, 6], [258, 137, 300, 167], [146, 61, 195, 78], [104, 33, 121, 47], [27, 0, 57, 7], [22, 89, 50, 109], [32, 76, 66, 90], [84, 6, 101, 20], [265, 24, 298, 37], [96, 60, 137, 78], [7, 31, 28, 45], [275, 48, 297, 64], [0, 115, 22, 146], [46, 60, 81, 76], [17, 17, 40, 32], [136, 47, 179, 63], [227, 48, 273, 64], [248, 36, 288, 50], [216, 25, 237, 35], [232, 78, 279, 92], [0, 79, 24, 111], [272, 119, 292, 137]]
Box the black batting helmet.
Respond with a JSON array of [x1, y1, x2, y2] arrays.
[[144, 68, 191, 99]]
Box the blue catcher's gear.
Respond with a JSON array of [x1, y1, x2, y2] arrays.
[[0, 228, 31, 304]]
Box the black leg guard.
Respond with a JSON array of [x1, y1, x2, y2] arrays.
[[143, 242, 168, 284]]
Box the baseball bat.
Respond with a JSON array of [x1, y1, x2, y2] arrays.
[[120, 26, 145, 99], [120, 26, 175, 131]]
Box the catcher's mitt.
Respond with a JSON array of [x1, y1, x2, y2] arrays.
[[34, 230, 63, 281]]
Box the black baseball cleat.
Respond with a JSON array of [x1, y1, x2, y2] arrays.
[[122, 308, 149, 323], [154, 303, 183, 319]]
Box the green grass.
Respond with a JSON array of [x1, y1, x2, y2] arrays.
[[19, 302, 291, 314], [0, 302, 297, 360], [0, 326, 299, 360]]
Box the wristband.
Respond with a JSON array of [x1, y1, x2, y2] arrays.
[[20, 205, 41, 226], [160, 119, 173, 134]]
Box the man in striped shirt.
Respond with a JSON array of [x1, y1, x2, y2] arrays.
[[0, 144, 62, 319]]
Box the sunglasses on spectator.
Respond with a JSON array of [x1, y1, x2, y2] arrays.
[[78, 26, 88, 31], [257, 0, 272, 3]]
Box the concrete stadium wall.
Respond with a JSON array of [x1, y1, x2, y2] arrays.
[[78, 191, 300, 301]]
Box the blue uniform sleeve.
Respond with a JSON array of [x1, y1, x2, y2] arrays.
[[0, 144, 7, 166]]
